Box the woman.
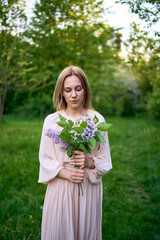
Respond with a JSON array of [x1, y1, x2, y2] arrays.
[[38, 66, 112, 240]]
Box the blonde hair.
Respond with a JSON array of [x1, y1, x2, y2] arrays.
[[53, 66, 92, 111]]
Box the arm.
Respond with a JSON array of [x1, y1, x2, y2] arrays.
[[84, 130, 112, 185], [38, 117, 64, 184], [38, 118, 84, 184], [57, 168, 84, 183]]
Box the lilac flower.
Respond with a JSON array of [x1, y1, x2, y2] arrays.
[[81, 116, 95, 142], [60, 142, 69, 152], [45, 129, 62, 144], [46, 128, 71, 152], [85, 116, 95, 129]]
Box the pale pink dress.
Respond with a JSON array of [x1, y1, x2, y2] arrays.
[[38, 109, 112, 240]]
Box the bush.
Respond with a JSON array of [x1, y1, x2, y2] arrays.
[[14, 93, 54, 118], [123, 93, 136, 116], [113, 96, 125, 116], [147, 91, 160, 119]]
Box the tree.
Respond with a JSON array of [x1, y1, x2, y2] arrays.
[[124, 22, 160, 118], [117, 0, 160, 25], [0, 0, 27, 120], [22, 0, 120, 116]]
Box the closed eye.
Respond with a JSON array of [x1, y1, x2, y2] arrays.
[[76, 87, 82, 91], [64, 86, 83, 92]]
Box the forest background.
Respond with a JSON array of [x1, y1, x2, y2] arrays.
[[0, 0, 160, 121], [0, 0, 160, 239]]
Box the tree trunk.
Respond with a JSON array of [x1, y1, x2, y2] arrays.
[[0, 101, 4, 121], [0, 90, 7, 121]]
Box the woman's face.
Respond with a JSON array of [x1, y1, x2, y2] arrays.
[[63, 75, 85, 110]]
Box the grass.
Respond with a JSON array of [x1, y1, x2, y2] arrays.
[[0, 115, 160, 240]]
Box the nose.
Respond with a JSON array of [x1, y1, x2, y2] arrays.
[[71, 90, 77, 98]]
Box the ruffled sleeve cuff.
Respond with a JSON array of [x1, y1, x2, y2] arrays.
[[84, 128, 112, 185]]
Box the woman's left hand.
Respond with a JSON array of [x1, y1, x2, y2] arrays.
[[70, 151, 85, 169]]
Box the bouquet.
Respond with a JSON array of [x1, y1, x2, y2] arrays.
[[46, 113, 112, 195]]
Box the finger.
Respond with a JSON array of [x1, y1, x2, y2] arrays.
[[80, 165, 84, 169], [70, 159, 85, 163], [71, 158, 81, 163], [71, 155, 85, 160], [72, 151, 84, 155], [70, 162, 84, 167], [73, 169, 84, 174], [71, 175, 84, 182], [72, 175, 84, 180], [71, 157, 85, 161], [72, 154, 85, 159]]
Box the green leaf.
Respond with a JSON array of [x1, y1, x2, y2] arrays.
[[93, 115, 99, 124], [76, 136, 86, 143], [58, 134, 72, 142], [73, 127, 84, 134], [66, 145, 71, 150], [88, 137, 97, 150], [67, 146, 75, 158], [58, 113, 67, 122], [78, 144, 91, 153], [97, 122, 112, 131], [94, 131, 105, 144], [61, 125, 72, 133], [57, 120, 67, 127], [69, 141, 79, 148], [68, 120, 74, 127], [80, 121, 87, 128]]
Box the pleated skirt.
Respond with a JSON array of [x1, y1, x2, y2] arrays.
[[41, 165, 102, 240]]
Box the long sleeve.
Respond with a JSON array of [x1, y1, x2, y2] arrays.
[[84, 121, 112, 185], [38, 116, 64, 184]]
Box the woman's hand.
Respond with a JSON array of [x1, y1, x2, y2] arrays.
[[70, 168, 84, 183], [57, 168, 84, 183], [70, 151, 85, 169]]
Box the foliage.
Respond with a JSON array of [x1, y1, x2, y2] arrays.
[[13, 92, 54, 118], [46, 113, 111, 157], [117, 0, 160, 25], [21, 0, 120, 117], [0, 0, 27, 120], [2, 0, 159, 119], [124, 22, 160, 119], [0, 116, 160, 239]]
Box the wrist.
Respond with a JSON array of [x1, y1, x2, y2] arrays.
[[57, 168, 72, 181]]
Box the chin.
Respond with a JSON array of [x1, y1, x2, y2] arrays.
[[70, 103, 82, 109]]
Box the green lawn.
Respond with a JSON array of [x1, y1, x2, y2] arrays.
[[0, 116, 160, 240]]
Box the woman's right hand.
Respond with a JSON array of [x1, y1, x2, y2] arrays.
[[70, 168, 84, 183]]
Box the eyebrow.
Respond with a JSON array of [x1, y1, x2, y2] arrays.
[[64, 85, 82, 89]]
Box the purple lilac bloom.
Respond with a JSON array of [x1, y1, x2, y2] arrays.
[[85, 116, 95, 129], [45, 129, 62, 144], [46, 128, 70, 152], [60, 142, 68, 152], [82, 116, 95, 142]]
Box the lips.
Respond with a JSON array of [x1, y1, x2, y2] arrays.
[[71, 100, 78, 103]]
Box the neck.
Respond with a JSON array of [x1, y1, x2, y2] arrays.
[[65, 106, 87, 117]]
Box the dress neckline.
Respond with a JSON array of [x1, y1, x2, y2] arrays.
[[58, 109, 92, 121]]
